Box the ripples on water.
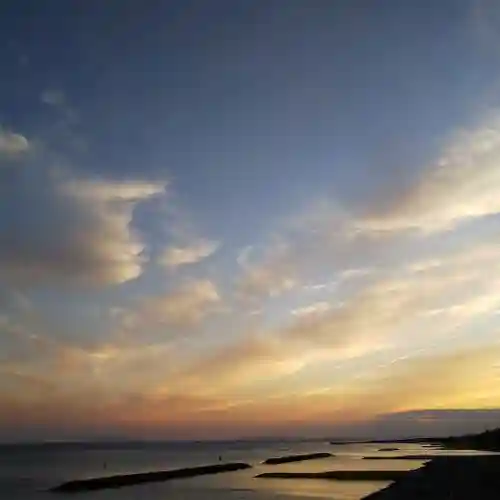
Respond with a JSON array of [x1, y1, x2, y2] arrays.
[[0, 440, 491, 500]]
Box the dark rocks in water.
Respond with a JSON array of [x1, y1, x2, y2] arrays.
[[263, 452, 332, 465], [50, 463, 252, 492], [256, 470, 409, 481], [378, 448, 399, 452], [362, 455, 500, 499]]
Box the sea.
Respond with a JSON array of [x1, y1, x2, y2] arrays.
[[0, 439, 491, 500]]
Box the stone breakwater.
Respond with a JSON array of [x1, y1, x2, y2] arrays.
[[50, 462, 252, 492], [256, 470, 409, 481], [262, 452, 333, 464]]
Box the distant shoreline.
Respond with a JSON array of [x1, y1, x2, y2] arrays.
[[330, 426, 500, 452]]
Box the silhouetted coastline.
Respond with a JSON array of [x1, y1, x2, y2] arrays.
[[362, 455, 500, 499]]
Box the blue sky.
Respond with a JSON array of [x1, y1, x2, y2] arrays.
[[1, 0, 500, 441]]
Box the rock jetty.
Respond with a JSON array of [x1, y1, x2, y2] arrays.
[[50, 462, 252, 492], [263, 452, 332, 464], [256, 470, 409, 481]]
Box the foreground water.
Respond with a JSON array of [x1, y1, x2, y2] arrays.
[[0, 440, 490, 500]]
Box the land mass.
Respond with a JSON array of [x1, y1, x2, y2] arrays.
[[434, 426, 500, 451], [362, 455, 500, 499], [330, 426, 500, 452], [361, 427, 500, 498]]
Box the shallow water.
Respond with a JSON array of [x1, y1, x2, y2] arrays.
[[0, 440, 492, 500]]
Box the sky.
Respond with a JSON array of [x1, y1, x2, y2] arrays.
[[1, 0, 500, 442]]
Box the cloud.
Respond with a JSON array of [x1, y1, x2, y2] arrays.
[[130, 345, 500, 438], [0, 130, 29, 158], [0, 318, 178, 401], [159, 239, 219, 268], [236, 245, 254, 267], [303, 280, 339, 292], [340, 268, 374, 280], [328, 408, 500, 440], [234, 202, 375, 303], [41, 89, 66, 107], [139, 280, 221, 328], [168, 234, 500, 400], [350, 344, 500, 415], [359, 112, 500, 233], [0, 163, 166, 286], [176, 335, 314, 394], [240, 269, 296, 298], [291, 302, 331, 317], [1, 299, 499, 440], [237, 239, 298, 299]]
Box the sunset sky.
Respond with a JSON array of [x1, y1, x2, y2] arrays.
[[1, 0, 500, 442]]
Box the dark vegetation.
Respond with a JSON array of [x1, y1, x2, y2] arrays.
[[436, 427, 500, 451]]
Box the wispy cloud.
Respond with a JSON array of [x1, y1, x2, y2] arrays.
[[159, 239, 220, 268], [41, 89, 66, 107], [291, 302, 331, 317], [236, 245, 254, 267], [138, 280, 222, 328], [0, 130, 29, 158], [358, 112, 500, 234], [346, 344, 500, 415], [237, 238, 298, 299], [166, 232, 500, 400]]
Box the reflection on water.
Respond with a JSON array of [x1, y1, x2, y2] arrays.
[[0, 440, 495, 500]]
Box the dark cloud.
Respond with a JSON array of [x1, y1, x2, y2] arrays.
[[0, 147, 166, 287]]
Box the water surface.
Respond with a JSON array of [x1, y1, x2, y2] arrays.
[[0, 440, 490, 500]]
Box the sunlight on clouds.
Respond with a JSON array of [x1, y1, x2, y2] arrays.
[[237, 238, 299, 299], [63, 179, 165, 202], [359, 112, 500, 233], [362, 344, 500, 414], [1, 327, 499, 438], [291, 301, 331, 317], [238, 265, 297, 299], [3, 109, 500, 438], [158, 230, 500, 405], [0, 169, 166, 286], [139, 280, 221, 328], [160, 239, 220, 268], [0, 130, 29, 157]]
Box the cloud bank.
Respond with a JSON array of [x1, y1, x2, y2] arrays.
[[0, 145, 166, 286]]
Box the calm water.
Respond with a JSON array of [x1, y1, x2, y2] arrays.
[[0, 440, 490, 500]]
